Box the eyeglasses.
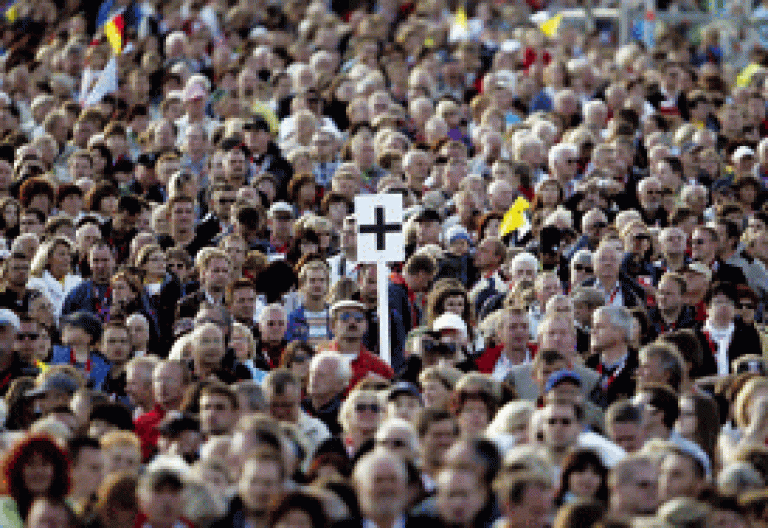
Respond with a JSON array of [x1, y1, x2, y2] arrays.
[[379, 438, 408, 449], [691, 239, 708, 246], [573, 265, 593, 272], [16, 332, 39, 340], [589, 221, 607, 230], [355, 402, 381, 413], [339, 312, 365, 323], [546, 417, 573, 425]]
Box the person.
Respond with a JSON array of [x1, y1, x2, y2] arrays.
[[134, 360, 187, 460], [608, 454, 659, 517], [67, 436, 103, 516], [136, 462, 194, 528], [555, 447, 609, 506], [493, 470, 554, 528], [285, 260, 332, 346], [61, 242, 116, 319], [586, 306, 638, 408], [303, 350, 350, 435]]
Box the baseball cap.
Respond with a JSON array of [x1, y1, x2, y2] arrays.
[[432, 313, 468, 342], [268, 201, 294, 219], [446, 225, 471, 245], [330, 300, 366, 320], [25, 373, 80, 398], [544, 370, 582, 393], [733, 146, 755, 162], [0, 309, 20, 331]]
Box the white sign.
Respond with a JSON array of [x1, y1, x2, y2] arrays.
[[355, 194, 405, 264]]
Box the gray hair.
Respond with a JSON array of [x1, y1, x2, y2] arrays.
[[594, 306, 634, 342], [309, 350, 352, 387]]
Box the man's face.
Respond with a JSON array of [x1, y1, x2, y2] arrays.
[[416, 220, 441, 246], [590, 310, 624, 353], [259, 309, 286, 343], [69, 155, 92, 180], [212, 188, 236, 219], [202, 257, 231, 293], [171, 201, 195, 235], [542, 404, 580, 451], [497, 311, 528, 351], [76, 224, 101, 256], [126, 365, 153, 406], [437, 469, 485, 527], [610, 416, 644, 450], [89, 247, 115, 284], [474, 240, 498, 271], [612, 463, 658, 515], [359, 459, 407, 518], [308, 357, 340, 401], [691, 229, 717, 263], [153, 364, 183, 409], [682, 271, 709, 304], [14, 321, 40, 362], [19, 212, 42, 235], [71, 446, 103, 497], [268, 383, 300, 423], [659, 452, 700, 502], [101, 327, 131, 364], [6, 255, 29, 286], [514, 483, 554, 528], [333, 309, 366, 341], [231, 287, 256, 321], [404, 269, 433, 293], [540, 318, 576, 355], [661, 229, 686, 256], [656, 276, 683, 314], [594, 247, 620, 279], [421, 419, 458, 466], [303, 268, 329, 300], [141, 486, 183, 527], [239, 460, 283, 514], [200, 392, 237, 436], [269, 216, 293, 240], [510, 261, 537, 285]]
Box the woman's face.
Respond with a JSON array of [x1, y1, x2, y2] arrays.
[[569, 465, 602, 499], [230, 327, 252, 361], [421, 379, 450, 409], [442, 295, 466, 318], [3, 202, 18, 227], [111, 279, 136, 305], [144, 250, 167, 278], [23, 452, 55, 495]]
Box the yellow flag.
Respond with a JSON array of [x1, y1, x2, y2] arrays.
[[455, 6, 468, 29], [539, 13, 563, 38], [737, 63, 761, 88], [4, 3, 17, 22], [499, 196, 530, 238]]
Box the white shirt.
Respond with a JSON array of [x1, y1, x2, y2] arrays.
[[704, 321, 736, 376], [491, 353, 530, 382], [363, 515, 407, 528]]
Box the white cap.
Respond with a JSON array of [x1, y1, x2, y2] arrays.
[[432, 313, 468, 342], [733, 146, 755, 162], [0, 309, 20, 331], [268, 201, 294, 218]]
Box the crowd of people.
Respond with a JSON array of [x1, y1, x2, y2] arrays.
[[2, 0, 768, 527]]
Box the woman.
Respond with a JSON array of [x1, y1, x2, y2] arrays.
[[0, 197, 20, 241], [425, 280, 478, 352], [0, 434, 70, 527], [288, 173, 318, 216], [280, 341, 315, 394], [4, 377, 36, 431], [85, 472, 138, 528], [134, 244, 168, 295], [532, 178, 564, 218], [676, 392, 720, 464], [554, 448, 609, 506], [27, 236, 82, 322]]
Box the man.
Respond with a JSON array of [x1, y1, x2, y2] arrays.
[[303, 350, 350, 435], [605, 400, 646, 453], [585, 242, 644, 308], [567, 209, 608, 260], [199, 382, 239, 438], [548, 143, 579, 196], [160, 195, 207, 256], [0, 309, 22, 394], [541, 401, 583, 468], [125, 356, 157, 417], [413, 208, 443, 248], [415, 408, 460, 492], [197, 183, 236, 245], [327, 214, 358, 286], [243, 116, 292, 198], [67, 436, 103, 515], [136, 465, 193, 528], [529, 271, 562, 339], [61, 242, 116, 319], [267, 202, 294, 258], [658, 446, 708, 502], [656, 227, 690, 279], [263, 368, 330, 461], [437, 465, 488, 528], [637, 175, 668, 227], [99, 322, 133, 399], [691, 225, 747, 285], [647, 273, 697, 339], [324, 300, 394, 391], [176, 249, 233, 317], [0, 251, 32, 312], [50, 311, 111, 389], [389, 253, 437, 336], [103, 194, 142, 265], [609, 454, 659, 516], [227, 278, 257, 333], [493, 470, 554, 528], [475, 306, 533, 379], [285, 260, 332, 346], [354, 449, 422, 528], [254, 303, 288, 369], [586, 306, 638, 408], [134, 359, 187, 460], [636, 342, 685, 392]]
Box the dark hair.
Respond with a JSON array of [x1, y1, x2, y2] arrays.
[[66, 436, 100, 466], [637, 383, 679, 429], [555, 448, 609, 505], [56, 184, 83, 206], [84, 183, 119, 213], [18, 177, 55, 211], [306, 454, 353, 482], [88, 402, 133, 430], [200, 381, 239, 410], [414, 408, 458, 438], [404, 254, 436, 276], [705, 281, 738, 306], [268, 491, 327, 528], [3, 434, 70, 519]]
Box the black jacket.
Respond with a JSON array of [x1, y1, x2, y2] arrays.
[[586, 349, 639, 409], [697, 319, 762, 377]]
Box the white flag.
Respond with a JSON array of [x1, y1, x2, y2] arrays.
[[82, 56, 117, 107]]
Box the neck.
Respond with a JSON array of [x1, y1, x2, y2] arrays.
[[304, 297, 325, 311], [368, 514, 397, 528], [601, 343, 628, 365], [336, 337, 361, 354]]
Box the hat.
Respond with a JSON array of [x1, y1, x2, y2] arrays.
[[540, 226, 563, 255], [166, 90, 183, 101], [25, 373, 80, 398], [268, 201, 294, 219], [733, 146, 755, 162], [0, 309, 20, 331], [61, 311, 102, 344], [330, 300, 366, 320], [432, 313, 468, 342], [183, 83, 206, 102], [243, 115, 271, 132], [387, 381, 423, 403], [156, 411, 200, 437], [684, 261, 713, 282], [446, 225, 471, 245], [544, 370, 582, 393], [414, 207, 441, 223]]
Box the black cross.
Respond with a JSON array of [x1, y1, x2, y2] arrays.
[[359, 206, 400, 250]]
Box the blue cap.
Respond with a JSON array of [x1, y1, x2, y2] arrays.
[[544, 370, 582, 393]]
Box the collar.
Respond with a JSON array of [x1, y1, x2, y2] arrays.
[[362, 515, 407, 528]]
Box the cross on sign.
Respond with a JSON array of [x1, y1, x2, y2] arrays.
[[358, 206, 400, 250]]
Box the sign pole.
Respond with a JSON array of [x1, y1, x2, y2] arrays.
[[377, 261, 391, 367]]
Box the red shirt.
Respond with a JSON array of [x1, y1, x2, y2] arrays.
[[134, 404, 166, 461], [327, 341, 395, 392]]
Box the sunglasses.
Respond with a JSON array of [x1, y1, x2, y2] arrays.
[[379, 438, 408, 449], [355, 402, 381, 413], [573, 265, 593, 272], [589, 222, 608, 230], [339, 312, 365, 323], [16, 332, 39, 340]]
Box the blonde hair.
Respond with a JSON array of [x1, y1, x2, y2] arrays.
[[735, 377, 768, 430], [100, 430, 141, 451], [29, 236, 73, 278]]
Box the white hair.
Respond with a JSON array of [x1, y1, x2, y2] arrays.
[[375, 418, 419, 453], [547, 142, 578, 172], [258, 303, 287, 326], [487, 178, 513, 197], [544, 207, 573, 229], [353, 447, 407, 486], [510, 252, 539, 273], [309, 350, 352, 386], [594, 305, 634, 342]]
